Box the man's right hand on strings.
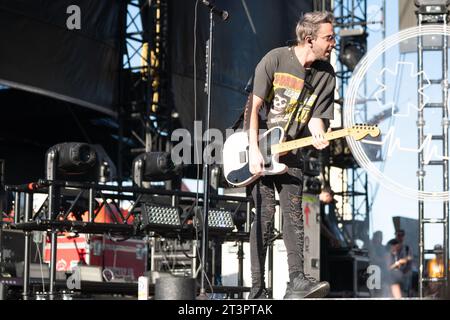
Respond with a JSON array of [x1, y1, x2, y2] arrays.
[[249, 145, 265, 175]]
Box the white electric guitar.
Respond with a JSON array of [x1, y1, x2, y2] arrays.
[[222, 124, 380, 187]]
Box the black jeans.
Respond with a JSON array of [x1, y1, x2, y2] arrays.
[[249, 167, 304, 288]]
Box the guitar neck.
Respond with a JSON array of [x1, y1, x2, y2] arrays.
[[271, 128, 351, 154]]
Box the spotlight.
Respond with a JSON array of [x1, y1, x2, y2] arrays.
[[132, 152, 181, 186], [45, 143, 99, 182], [207, 209, 235, 231], [195, 208, 235, 232], [338, 29, 367, 71], [140, 204, 182, 230]]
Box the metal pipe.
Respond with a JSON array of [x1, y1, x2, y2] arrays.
[[442, 13, 449, 295], [417, 14, 425, 297], [22, 192, 32, 300], [14, 192, 20, 224], [237, 240, 244, 299], [48, 182, 57, 300], [89, 188, 95, 223], [199, 9, 215, 298]]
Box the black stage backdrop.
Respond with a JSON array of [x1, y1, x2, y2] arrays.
[[0, 0, 126, 116], [170, 0, 314, 133]]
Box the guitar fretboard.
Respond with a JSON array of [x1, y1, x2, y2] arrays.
[[271, 128, 351, 154]]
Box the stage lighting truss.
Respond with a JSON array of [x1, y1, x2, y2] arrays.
[[141, 204, 182, 229]]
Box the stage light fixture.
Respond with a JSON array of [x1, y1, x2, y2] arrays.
[[208, 209, 235, 230], [338, 29, 367, 71], [141, 204, 182, 229], [195, 208, 234, 232], [182, 206, 235, 232], [45, 143, 115, 183], [132, 152, 181, 186], [45, 142, 99, 182], [415, 0, 450, 15]]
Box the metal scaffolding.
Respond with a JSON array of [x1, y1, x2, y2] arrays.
[[332, 0, 369, 246], [119, 0, 173, 179], [416, 5, 449, 298]]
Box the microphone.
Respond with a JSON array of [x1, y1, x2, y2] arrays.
[[201, 0, 229, 21]]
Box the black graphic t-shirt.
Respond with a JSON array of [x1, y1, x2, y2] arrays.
[[253, 46, 335, 167]]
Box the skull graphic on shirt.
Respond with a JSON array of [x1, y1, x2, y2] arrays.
[[271, 92, 289, 115]]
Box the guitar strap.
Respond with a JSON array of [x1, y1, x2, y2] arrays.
[[283, 67, 318, 138], [230, 92, 252, 131]]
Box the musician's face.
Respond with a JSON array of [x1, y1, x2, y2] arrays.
[[311, 23, 335, 61]]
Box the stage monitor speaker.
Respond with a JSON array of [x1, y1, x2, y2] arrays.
[[328, 251, 370, 297], [1, 229, 39, 276]]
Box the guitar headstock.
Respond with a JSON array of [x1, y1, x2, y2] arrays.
[[350, 124, 381, 140]]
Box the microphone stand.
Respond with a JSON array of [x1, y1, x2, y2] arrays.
[[198, 1, 229, 300], [198, 8, 214, 301]]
